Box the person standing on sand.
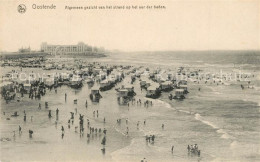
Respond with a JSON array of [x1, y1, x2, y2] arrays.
[[151, 135, 155, 142], [65, 93, 67, 101], [48, 110, 52, 118], [103, 128, 107, 135], [24, 113, 26, 122], [87, 120, 90, 128], [68, 120, 70, 129], [61, 126, 65, 133], [29, 130, 33, 138], [70, 112, 74, 124], [19, 126, 22, 134], [171, 145, 174, 153], [56, 108, 59, 119]]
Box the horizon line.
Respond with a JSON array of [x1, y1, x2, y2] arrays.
[[1, 49, 260, 53]]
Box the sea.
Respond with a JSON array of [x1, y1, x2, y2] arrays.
[[1, 51, 260, 161]]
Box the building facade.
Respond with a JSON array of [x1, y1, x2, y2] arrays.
[[19, 47, 31, 53], [41, 42, 104, 55]]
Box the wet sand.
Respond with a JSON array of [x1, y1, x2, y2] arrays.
[[1, 53, 260, 162]]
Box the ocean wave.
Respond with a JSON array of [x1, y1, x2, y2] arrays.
[[230, 140, 239, 149], [242, 98, 260, 108], [155, 99, 176, 110], [221, 134, 232, 139], [195, 113, 234, 140], [178, 109, 191, 114], [203, 63, 217, 67], [113, 125, 128, 136], [208, 86, 223, 95], [195, 113, 218, 129], [213, 91, 222, 95], [208, 86, 217, 92], [217, 129, 234, 139], [110, 138, 140, 162]]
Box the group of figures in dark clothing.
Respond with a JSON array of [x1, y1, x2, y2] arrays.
[[4, 74, 203, 159], [187, 144, 201, 156], [8, 90, 109, 154], [1, 76, 57, 104], [59, 94, 108, 153], [27, 81, 46, 99], [145, 135, 156, 143]]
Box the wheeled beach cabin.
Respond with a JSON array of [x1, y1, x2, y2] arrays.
[[90, 86, 102, 101], [69, 75, 83, 89], [100, 80, 111, 91], [140, 80, 146, 88], [178, 84, 188, 93], [22, 83, 31, 93], [44, 77, 55, 88], [174, 89, 185, 99], [160, 81, 173, 91], [146, 86, 160, 99], [117, 89, 129, 98]]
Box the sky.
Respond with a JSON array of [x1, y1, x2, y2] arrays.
[[0, 0, 259, 52]]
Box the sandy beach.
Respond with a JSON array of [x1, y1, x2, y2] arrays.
[[1, 51, 260, 162]]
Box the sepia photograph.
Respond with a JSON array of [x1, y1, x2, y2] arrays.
[[0, 0, 259, 161]]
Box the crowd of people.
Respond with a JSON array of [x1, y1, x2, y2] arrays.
[[187, 144, 201, 156], [145, 135, 155, 143], [2, 70, 204, 160]]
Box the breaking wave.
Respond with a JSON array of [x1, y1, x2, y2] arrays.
[[195, 113, 234, 140]]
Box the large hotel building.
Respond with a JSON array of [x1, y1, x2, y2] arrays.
[[40, 42, 105, 55]]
